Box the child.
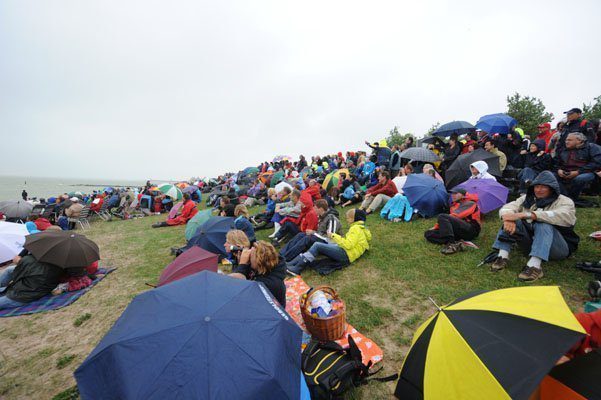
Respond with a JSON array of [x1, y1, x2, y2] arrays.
[[234, 204, 256, 243]]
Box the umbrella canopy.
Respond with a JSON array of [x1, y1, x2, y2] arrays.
[[0, 221, 29, 263], [275, 181, 294, 193], [403, 174, 448, 217], [300, 166, 313, 179], [185, 209, 213, 241], [182, 185, 199, 194], [540, 349, 601, 400], [187, 216, 235, 257], [455, 179, 509, 214], [75, 271, 303, 400], [0, 200, 33, 219], [399, 147, 441, 163], [241, 166, 260, 176], [158, 183, 183, 201], [432, 120, 476, 137], [168, 201, 183, 219], [445, 148, 501, 189], [270, 170, 285, 188], [273, 155, 292, 163], [322, 168, 350, 191], [395, 286, 585, 400], [176, 182, 189, 189], [258, 171, 274, 185], [475, 113, 518, 135], [158, 246, 219, 286], [103, 187, 114, 193], [24, 230, 100, 268], [421, 136, 445, 145]]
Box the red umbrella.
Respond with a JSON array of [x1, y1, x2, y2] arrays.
[[158, 246, 218, 286]]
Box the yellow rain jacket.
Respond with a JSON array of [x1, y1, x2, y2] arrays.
[[331, 221, 372, 263]]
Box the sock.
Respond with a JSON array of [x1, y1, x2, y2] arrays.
[[498, 249, 510, 259], [527, 256, 542, 269]]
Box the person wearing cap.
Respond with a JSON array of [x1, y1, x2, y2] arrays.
[[489, 171, 579, 282], [554, 132, 601, 201], [556, 108, 596, 153], [424, 188, 481, 254], [536, 122, 554, 151], [286, 208, 371, 275]]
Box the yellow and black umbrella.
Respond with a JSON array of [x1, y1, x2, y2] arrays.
[[322, 168, 350, 190], [395, 287, 585, 400]]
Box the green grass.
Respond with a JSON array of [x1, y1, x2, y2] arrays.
[[56, 355, 76, 369], [0, 200, 599, 399]]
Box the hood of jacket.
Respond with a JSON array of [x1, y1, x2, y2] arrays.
[[529, 170, 560, 196], [470, 160, 489, 174]]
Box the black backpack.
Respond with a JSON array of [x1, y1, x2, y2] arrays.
[[301, 335, 397, 399]]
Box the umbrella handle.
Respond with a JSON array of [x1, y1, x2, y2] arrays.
[[145, 283, 157, 288]]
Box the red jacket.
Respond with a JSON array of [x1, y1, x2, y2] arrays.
[[167, 199, 198, 226], [34, 218, 52, 231], [303, 185, 321, 201], [537, 129, 555, 153], [567, 309, 601, 358], [367, 179, 398, 197], [433, 193, 481, 229], [281, 192, 318, 232]]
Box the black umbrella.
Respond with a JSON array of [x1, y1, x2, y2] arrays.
[[0, 200, 33, 219], [399, 147, 441, 163], [421, 136, 445, 145], [24, 231, 100, 268], [543, 349, 601, 399], [445, 148, 501, 189]]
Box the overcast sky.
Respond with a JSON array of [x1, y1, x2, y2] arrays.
[[1, 1, 599, 181]]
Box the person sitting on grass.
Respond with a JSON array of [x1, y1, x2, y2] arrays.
[[489, 171, 579, 282], [230, 240, 287, 306], [152, 193, 198, 228], [303, 179, 322, 202], [234, 204, 256, 243], [287, 208, 371, 275], [269, 189, 301, 239], [223, 229, 251, 271], [359, 171, 398, 214], [424, 188, 481, 255], [280, 199, 342, 262], [271, 191, 318, 247], [250, 188, 277, 230]]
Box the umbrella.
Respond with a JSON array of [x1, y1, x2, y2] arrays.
[[0, 200, 33, 220], [0, 221, 29, 263], [75, 271, 303, 400], [103, 187, 114, 193], [399, 147, 441, 163], [168, 201, 183, 219], [421, 136, 445, 145], [258, 171, 274, 185], [158, 246, 219, 286], [182, 185, 199, 194], [445, 148, 501, 189], [394, 286, 585, 400], [185, 209, 213, 241], [241, 166, 260, 176], [300, 166, 313, 179], [455, 179, 509, 214], [539, 349, 601, 400], [24, 230, 100, 268], [475, 113, 518, 135], [402, 174, 448, 217], [270, 170, 285, 188], [273, 155, 292, 163], [275, 181, 293, 193], [322, 168, 350, 191], [187, 216, 235, 257], [432, 120, 476, 137], [176, 182, 189, 189], [158, 183, 183, 201]]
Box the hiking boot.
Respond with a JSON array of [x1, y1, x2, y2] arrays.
[[490, 257, 508, 272], [440, 242, 464, 255], [271, 238, 281, 248], [518, 266, 544, 282]]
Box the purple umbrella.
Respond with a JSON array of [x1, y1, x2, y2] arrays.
[[456, 179, 509, 214], [182, 185, 199, 194]]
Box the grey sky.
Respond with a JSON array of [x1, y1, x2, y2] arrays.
[[1, 0, 600, 181]]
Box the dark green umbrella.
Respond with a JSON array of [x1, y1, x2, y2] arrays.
[[24, 231, 100, 268], [269, 171, 285, 187]]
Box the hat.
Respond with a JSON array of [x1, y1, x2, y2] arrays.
[[449, 188, 467, 195], [563, 107, 582, 114], [537, 122, 551, 129], [70, 197, 79, 202]]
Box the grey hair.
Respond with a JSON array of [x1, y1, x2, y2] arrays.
[[567, 132, 587, 142]]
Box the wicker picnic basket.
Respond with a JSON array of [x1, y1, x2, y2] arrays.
[[300, 285, 346, 341]]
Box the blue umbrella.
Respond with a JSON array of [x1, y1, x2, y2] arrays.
[[403, 173, 449, 217], [75, 271, 303, 400], [475, 113, 517, 135], [103, 187, 114, 193], [188, 216, 235, 257], [432, 120, 476, 137]]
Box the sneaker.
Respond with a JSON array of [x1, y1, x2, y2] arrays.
[[286, 264, 302, 276], [490, 257, 508, 272], [518, 266, 544, 282], [440, 242, 464, 255], [271, 239, 281, 248]]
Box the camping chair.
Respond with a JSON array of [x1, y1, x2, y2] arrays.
[[91, 201, 111, 221], [29, 204, 46, 218], [40, 205, 57, 224], [68, 205, 91, 230]]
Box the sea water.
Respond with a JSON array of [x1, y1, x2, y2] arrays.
[[0, 175, 147, 201]]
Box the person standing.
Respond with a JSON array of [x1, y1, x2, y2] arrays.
[[21, 189, 27, 201]]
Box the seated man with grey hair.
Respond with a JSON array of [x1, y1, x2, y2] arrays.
[[554, 131, 601, 201]]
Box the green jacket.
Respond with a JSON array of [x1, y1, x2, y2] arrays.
[[331, 221, 372, 263], [4, 255, 64, 303]]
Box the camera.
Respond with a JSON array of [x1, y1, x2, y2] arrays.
[[229, 245, 244, 252]]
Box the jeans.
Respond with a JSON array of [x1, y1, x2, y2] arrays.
[[0, 265, 26, 310], [280, 233, 324, 261], [492, 220, 569, 262], [518, 167, 538, 194], [556, 172, 596, 200], [424, 214, 480, 244], [275, 221, 300, 241], [308, 243, 350, 265]]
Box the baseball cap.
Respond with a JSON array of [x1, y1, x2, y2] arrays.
[[563, 107, 582, 114]]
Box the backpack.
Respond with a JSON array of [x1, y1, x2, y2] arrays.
[[301, 335, 397, 399]]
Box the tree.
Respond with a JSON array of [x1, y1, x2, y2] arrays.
[[386, 126, 414, 147], [583, 95, 601, 121], [426, 122, 440, 136], [506, 92, 554, 137]]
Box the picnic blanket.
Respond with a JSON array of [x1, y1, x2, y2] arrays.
[[285, 276, 384, 366], [0, 268, 116, 317]]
